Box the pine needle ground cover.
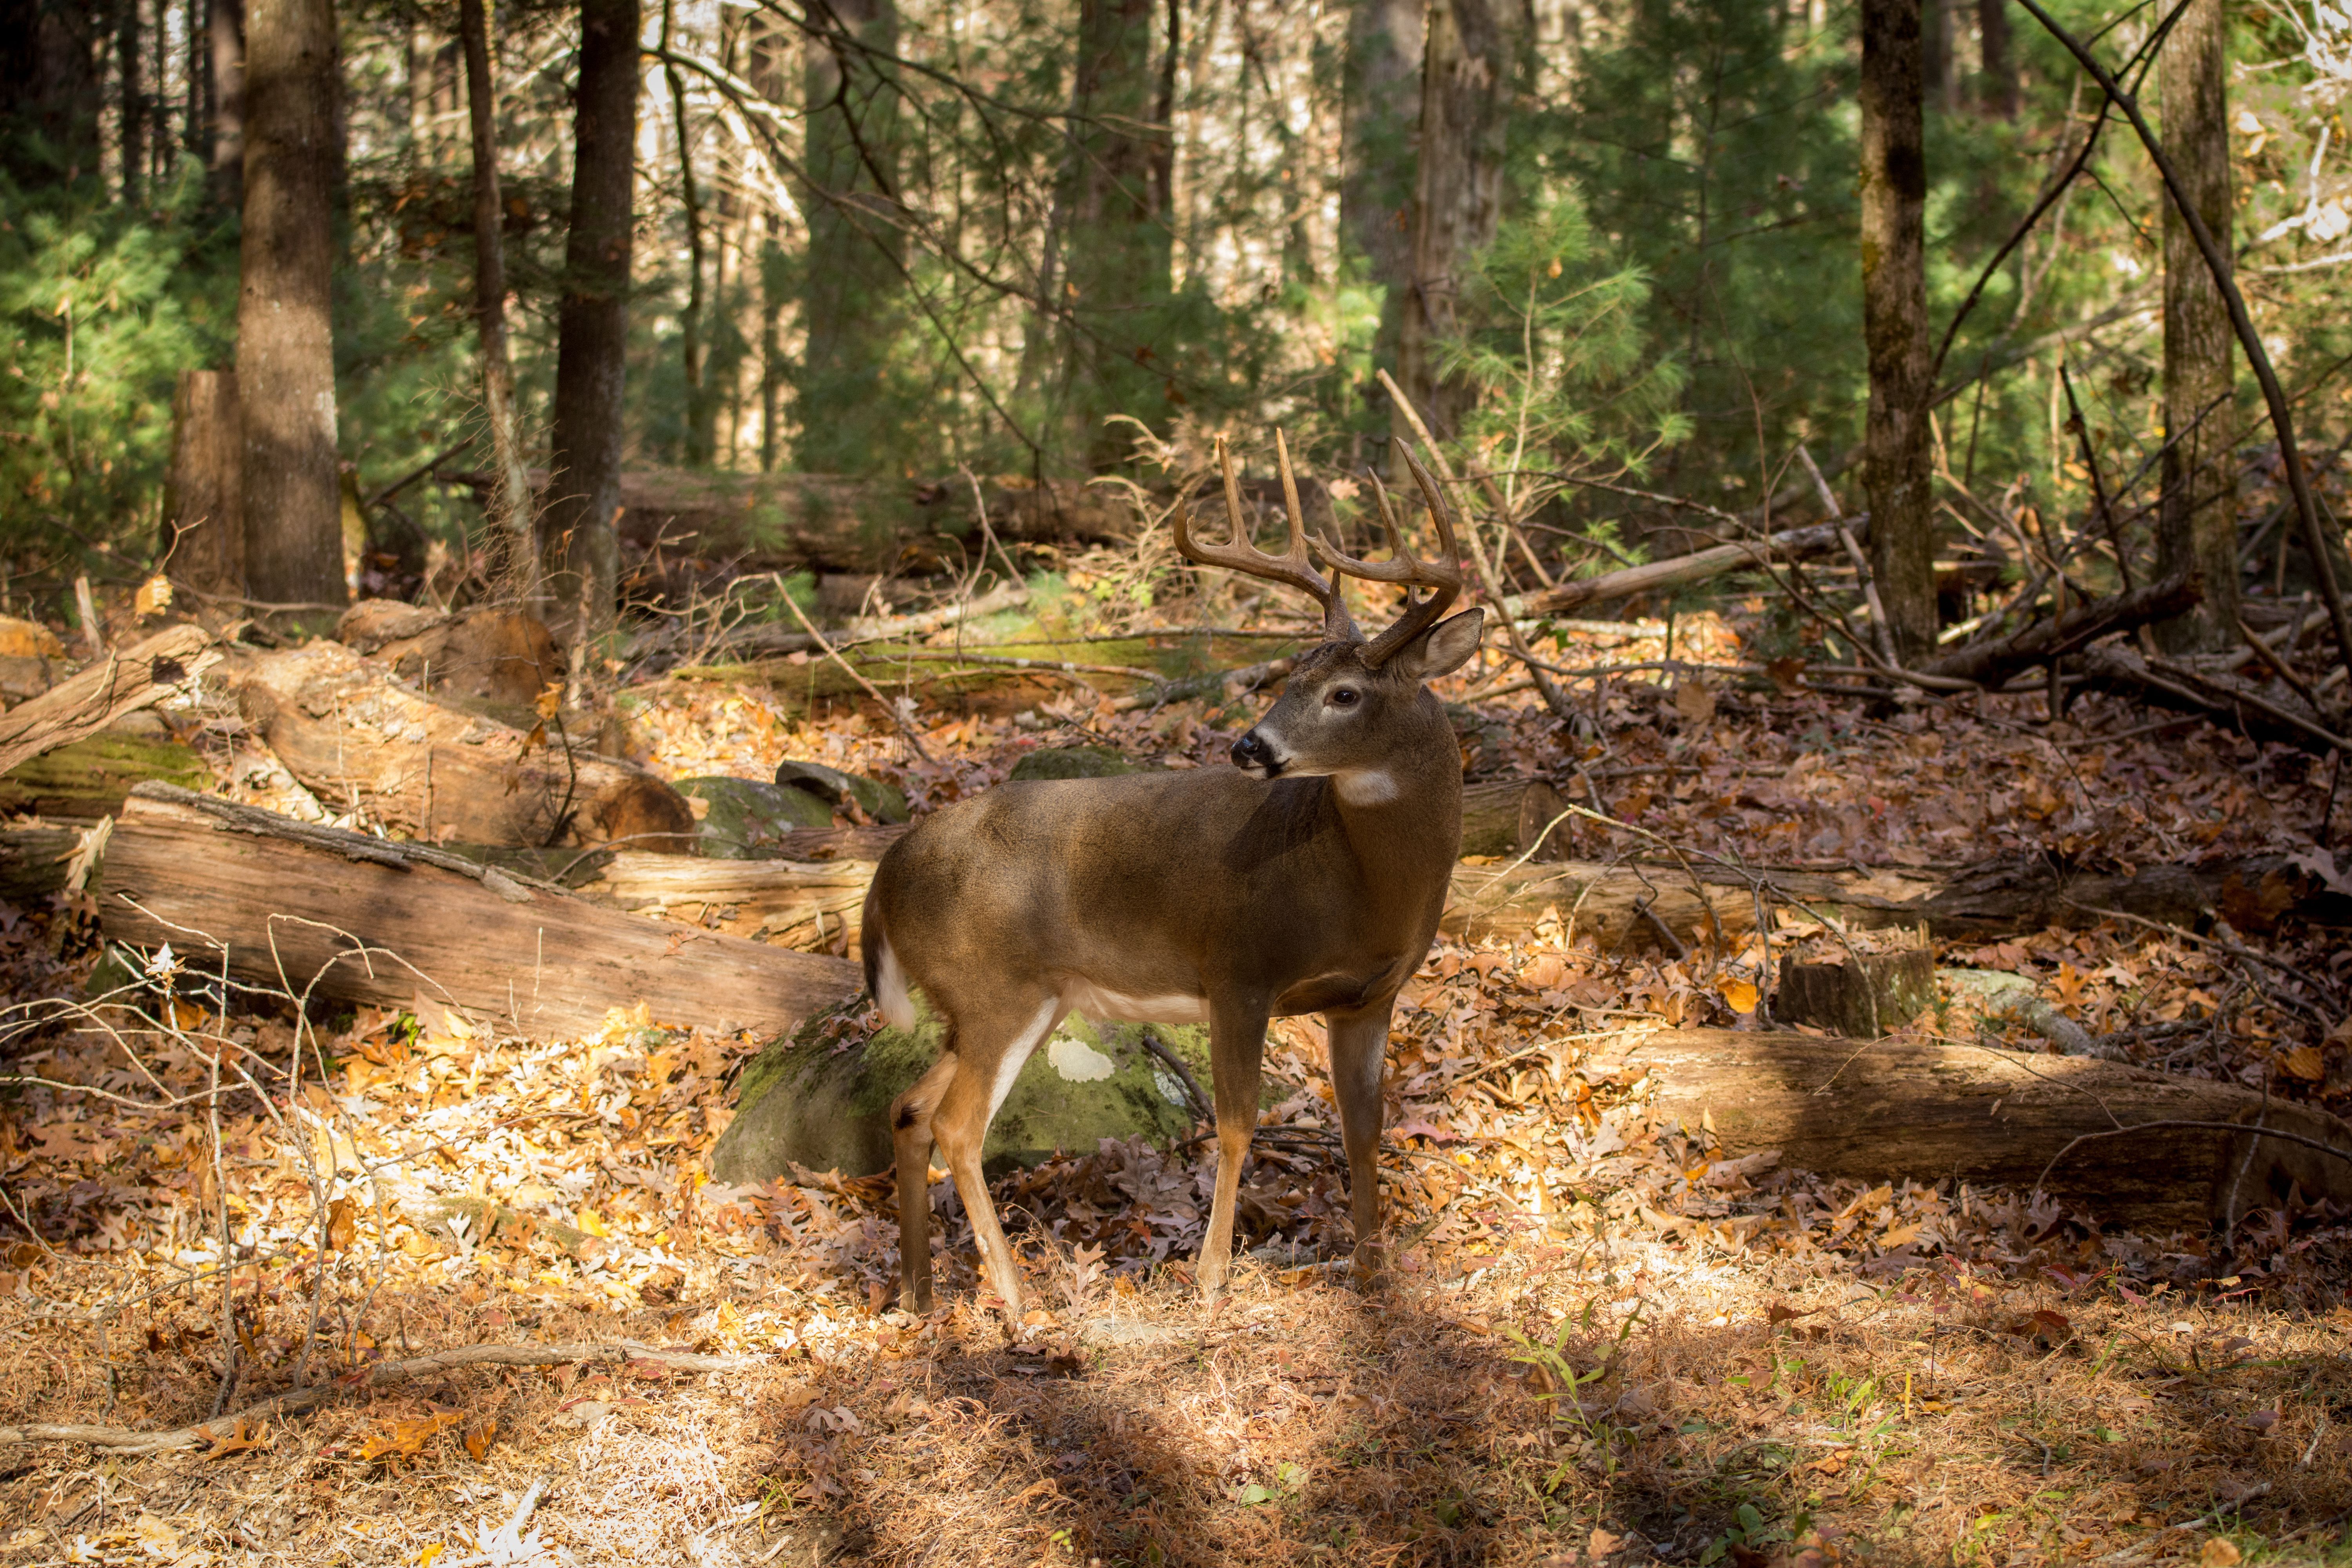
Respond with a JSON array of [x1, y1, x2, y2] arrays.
[[4, 604, 2350, 1568]]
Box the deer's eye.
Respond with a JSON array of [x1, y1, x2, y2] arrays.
[[1329, 688, 1359, 707]]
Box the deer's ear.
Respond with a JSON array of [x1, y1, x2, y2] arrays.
[[1393, 608, 1484, 683]]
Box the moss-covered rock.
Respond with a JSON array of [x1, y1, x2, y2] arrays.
[[771, 760, 911, 824], [1007, 746, 1147, 782], [0, 734, 210, 819], [673, 775, 833, 858], [710, 1005, 1213, 1183]]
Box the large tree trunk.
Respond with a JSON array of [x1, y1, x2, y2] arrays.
[[236, 0, 347, 620], [1341, 0, 1422, 426], [0, 0, 102, 185], [458, 0, 537, 605], [545, 0, 640, 645], [1591, 1029, 2352, 1231], [1052, 0, 1174, 469], [98, 786, 859, 1045], [163, 368, 245, 598], [2154, 0, 2240, 655], [795, 0, 904, 474], [1393, 0, 1518, 457], [1859, 0, 1938, 663], [208, 0, 244, 210]]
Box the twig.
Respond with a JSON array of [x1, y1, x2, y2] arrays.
[[1139, 1029, 1211, 1124], [780, 590, 935, 765]]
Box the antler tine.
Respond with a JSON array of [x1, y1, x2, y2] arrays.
[[1310, 439, 1463, 666], [1172, 433, 1359, 642]]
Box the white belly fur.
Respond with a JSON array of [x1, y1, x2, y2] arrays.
[[1059, 979, 1210, 1027]]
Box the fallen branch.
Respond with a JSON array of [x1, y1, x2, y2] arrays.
[[0, 1340, 753, 1454], [0, 625, 220, 777], [2073, 643, 2351, 755], [1110, 655, 1296, 714], [1497, 519, 1869, 622], [1920, 571, 2200, 688], [1592, 1027, 2352, 1230]]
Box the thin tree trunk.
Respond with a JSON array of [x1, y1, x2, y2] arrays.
[[164, 368, 244, 597], [1976, 0, 2015, 119], [1394, 0, 1518, 462], [662, 0, 711, 467], [118, 0, 145, 205], [760, 210, 783, 473], [2154, 0, 2239, 654], [459, 0, 537, 606], [1922, 0, 1954, 112], [1046, 0, 1172, 469], [1859, 0, 1939, 662], [795, 0, 902, 473], [209, 0, 242, 210], [189, 0, 207, 159], [236, 0, 345, 619], [545, 0, 639, 646], [1342, 0, 1421, 441]]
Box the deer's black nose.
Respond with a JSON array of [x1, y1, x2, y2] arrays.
[[1231, 731, 1275, 772]]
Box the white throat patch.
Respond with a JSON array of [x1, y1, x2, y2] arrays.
[[1332, 769, 1400, 806]]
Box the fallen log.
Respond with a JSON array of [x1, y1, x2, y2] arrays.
[[98, 784, 860, 1042], [228, 639, 695, 850], [335, 601, 560, 707], [0, 625, 220, 777], [0, 824, 86, 901], [2073, 642, 2349, 757], [1587, 1027, 2352, 1230], [1459, 777, 1570, 862], [587, 853, 876, 951], [1920, 571, 2200, 687], [0, 732, 212, 820], [1499, 519, 1866, 622]]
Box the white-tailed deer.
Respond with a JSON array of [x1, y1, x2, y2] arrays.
[[860, 434, 1483, 1319]]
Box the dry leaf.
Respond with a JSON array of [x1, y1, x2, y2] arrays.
[[462, 1418, 496, 1461], [0, 615, 65, 659], [2200, 1539, 2242, 1567], [2280, 1045, 2325, 1082], [1718, 977, 1760, 1014], [358, 1410, 464, 1462], [327, 1196, 357, 1251], [133, 575, 174, 618], [200, 1416, 269, 1460]]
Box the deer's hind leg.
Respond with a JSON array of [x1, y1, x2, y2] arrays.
[[889, 1054, 957, 1314], [916, 992, 1066, 1325]]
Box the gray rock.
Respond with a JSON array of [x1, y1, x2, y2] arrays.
[[1007, 746, 1146, 782], [673, 775, 833, 859], [771, 760, 911, 824], [709, 1004, 1212, 1183]]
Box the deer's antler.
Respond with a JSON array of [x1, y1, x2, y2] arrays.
[[1173, 432, 1361, 645], [1313, 440, 1464, 667]]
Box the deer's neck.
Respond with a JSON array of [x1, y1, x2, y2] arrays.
[[1320, 714, 1463, 902]]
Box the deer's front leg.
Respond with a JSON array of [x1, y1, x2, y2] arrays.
[[1326, 999, 1396, 1287], [1196, 996, 1270, 1303]]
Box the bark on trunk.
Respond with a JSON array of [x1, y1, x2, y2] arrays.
[[0, 735, 211, 820], [1051, 0, 1174, 469], [163, 368, 245, 598], [226, 639, 697, 850], [795, 0, 903, 474], [1859, 0, 1939, 662], [1342, 0, 1422, 409], [545, 0, 639, 644], [1589, 1027, 2352, 1230], [1393, 0, 1517, 457], [98, 785, 860, 1044], [2154, 0, 2240, 655], [236, 0, 346, 619], [458, 0, 537, 605]]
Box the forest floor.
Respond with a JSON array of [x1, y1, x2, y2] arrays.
[[4, 596, 2352, 1567]]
